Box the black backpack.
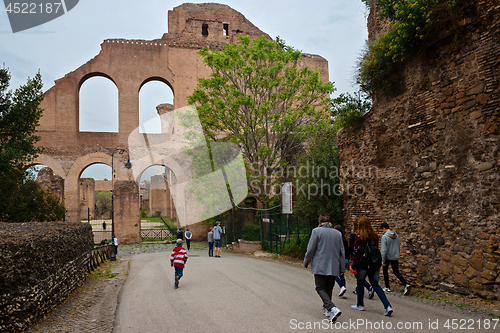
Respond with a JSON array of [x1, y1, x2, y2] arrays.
[[361, 241, 382, 272]]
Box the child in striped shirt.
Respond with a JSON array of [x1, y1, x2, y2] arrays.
[[170, 239, 188, 289]]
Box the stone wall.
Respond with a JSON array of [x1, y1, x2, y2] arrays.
[[0, 222, 93, 332], [337, 0, 500, 299], [113, 181, 141, 244], [79, 178, 95, 219], [36, 167, 64, 201]]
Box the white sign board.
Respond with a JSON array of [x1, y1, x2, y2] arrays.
[[281, 182, 292, 214]]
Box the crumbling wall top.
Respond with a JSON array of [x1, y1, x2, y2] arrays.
[[166, 2, 268, 44]]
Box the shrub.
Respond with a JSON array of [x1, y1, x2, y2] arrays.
[[241, 223, 260, 241], [359, 0, 464, 93]]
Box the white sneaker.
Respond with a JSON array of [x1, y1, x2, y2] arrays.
[[404, 284, 411, 296], [338, 286, 346, 297], [384, 306, 393, 316], [383, 287, 391, 292], [340, 294, 347, 299], [323, 307, 329, 317], [351, 305, 364, 311], [329, 307, 342, 323]]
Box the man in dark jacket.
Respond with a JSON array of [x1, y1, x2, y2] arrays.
[[380, 222, 411, 295], [303, 213, 345, 323]]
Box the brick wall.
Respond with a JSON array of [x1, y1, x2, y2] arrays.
[[0, 222, 93, 332], [338, 0, 500, 299]]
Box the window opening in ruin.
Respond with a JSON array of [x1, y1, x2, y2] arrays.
[[139, 165, 177, 219], [202, 23, 208, 37], [27, 164, 48, 180], [223, 23, 229, 36], [80, 163, 112, 181], [80, 163, 113, 221], [79, 76, 119, 132], [139, 80, 174, 134]]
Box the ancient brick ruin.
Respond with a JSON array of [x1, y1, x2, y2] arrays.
[[33, 3, 329, 243], [338, 0, 499, 299]]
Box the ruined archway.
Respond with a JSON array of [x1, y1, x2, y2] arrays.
[[34, 3, 329, 244]]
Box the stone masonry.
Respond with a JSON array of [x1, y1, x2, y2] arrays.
[[338, 0, 500, 299]]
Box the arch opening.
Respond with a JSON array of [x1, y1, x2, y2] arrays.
[[79, 76, 119, 133], [138, 164, 177, 220], [139, 80, 174, 134], [79, 163, 112, 221]]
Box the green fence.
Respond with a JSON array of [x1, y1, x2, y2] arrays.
[[256, 210, 316, 254]]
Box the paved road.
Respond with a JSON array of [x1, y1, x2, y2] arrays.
[[113, 250, 488, 333]]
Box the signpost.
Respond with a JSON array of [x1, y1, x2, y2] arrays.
[[281, 182, 292, 214]]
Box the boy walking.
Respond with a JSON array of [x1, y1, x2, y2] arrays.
[[380, 222, 411, 295], [170, 239, 188, 289]]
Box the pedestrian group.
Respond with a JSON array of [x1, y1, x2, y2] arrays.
[[304, 213, 410, 323]]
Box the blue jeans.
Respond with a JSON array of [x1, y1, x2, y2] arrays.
[[335, 274, 345, 288], [383, 260, 407, 288], [174, 266, 184, 280], [354, 273, 372, 292], [356, 268, 391, 309], [208, 242, 214, 256]]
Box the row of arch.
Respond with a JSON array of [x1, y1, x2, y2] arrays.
[[79, 75, 174, 134], [31, 152, 185, 222]]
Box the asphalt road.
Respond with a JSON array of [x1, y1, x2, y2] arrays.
[[113, 250, 494, 333]]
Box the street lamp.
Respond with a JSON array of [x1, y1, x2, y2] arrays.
[[111, 148, 132, 261]]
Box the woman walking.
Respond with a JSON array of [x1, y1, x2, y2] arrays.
[[348, 219, 373, 298], [351, 216, 393, 316]]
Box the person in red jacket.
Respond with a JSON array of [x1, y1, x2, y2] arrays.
[[170, 239, 188, 289]]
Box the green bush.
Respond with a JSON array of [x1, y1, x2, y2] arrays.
[[140, 208, 147, 218], [241, 223, 261, 241], [359, 0, 463, 93], [279, 235, 311, 259]]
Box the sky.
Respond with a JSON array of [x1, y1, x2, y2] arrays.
[[1, 0, 368, 180]]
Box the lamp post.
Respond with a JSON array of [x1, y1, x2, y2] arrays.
[[111, 148, 132, 261]]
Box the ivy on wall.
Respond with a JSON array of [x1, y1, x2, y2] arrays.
[[359, 0, 464, 93]]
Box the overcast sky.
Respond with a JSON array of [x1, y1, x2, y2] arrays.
[[1, 0, 368, 180]]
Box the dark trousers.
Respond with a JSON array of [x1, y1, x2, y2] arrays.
[[186, 239, 191, 250], [314, 274, 336, 311], [383, 260, 407, 288], [208, 242, 214, 256]]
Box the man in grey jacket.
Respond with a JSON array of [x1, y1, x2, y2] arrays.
[[303, 213, 345, 323], [380, 222, 411, 295]]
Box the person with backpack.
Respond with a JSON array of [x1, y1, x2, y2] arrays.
[[351, 216, 393, 316], [348, 219, 374, 298], [380, 222, 411, 295]]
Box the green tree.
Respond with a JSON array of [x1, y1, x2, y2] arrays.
[[0, 67, 65, 221], [187, 35, 335, 205], [293, 129, 343, 224], [95, 190, 112, 217], [331, 91, 371, 132]]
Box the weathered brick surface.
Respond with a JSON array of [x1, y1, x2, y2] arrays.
[[0, 222, 93, 332], [338, 0, 500, 299]]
